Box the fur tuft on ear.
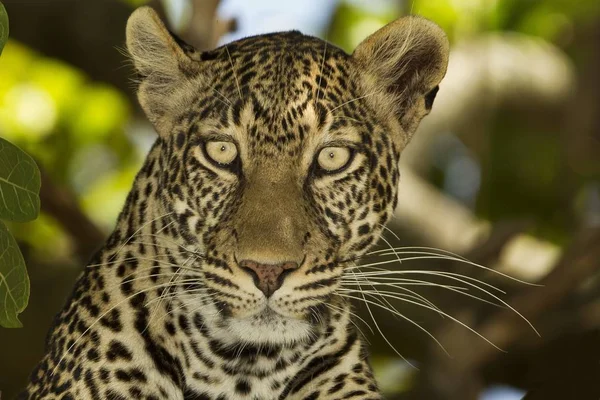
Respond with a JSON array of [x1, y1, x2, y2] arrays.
[[126, 7, 197, 79], [353, 16, 450, 142], [126, 7, 200, 133]]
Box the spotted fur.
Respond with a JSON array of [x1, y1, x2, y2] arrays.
[[20, 7, 448, 400]]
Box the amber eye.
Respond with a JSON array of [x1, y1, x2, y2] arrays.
[[205, 141, 238, 165], [317, 147, 352, 172]]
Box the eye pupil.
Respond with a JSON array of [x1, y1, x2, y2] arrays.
[[220, 145, 226, 152], [329, 152, 335, 158]]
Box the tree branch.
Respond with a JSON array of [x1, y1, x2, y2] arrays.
[[410, 228, 600, 399]]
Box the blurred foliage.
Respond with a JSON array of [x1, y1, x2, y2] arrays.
[[0, 38, 140, 254], [0, 2, 38, 329], [123, 0, 150, 6], [0, 1, 6, 55], [0, 138, 41, 224], [328, 2, 397, 52], [0, 214, 31, 328], [331, 0, 600, 48], [414, 0, 600, 43]]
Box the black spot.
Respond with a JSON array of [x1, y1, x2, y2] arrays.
[[176, 131, 186, 149], [303, 391, 320, 400], [106, 340, 133, 362], [357, 224, 370, 236], [100, 309, 122, 332], [115, 369, 132, 382], [120, 279, 133, 295], [178, 314, 191, 336], [165, 321, 177, 336], [235, 379, 252, 395], [315, 103, 327, 129], [87, 347, 100, 362], [99, 368, 110, 383]]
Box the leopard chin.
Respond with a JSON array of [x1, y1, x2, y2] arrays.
[[224, 307, 316, 345]]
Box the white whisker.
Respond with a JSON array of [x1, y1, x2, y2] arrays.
[[343, 287, 502, 353], [225, 46, 242, 99], [347, 270, 418, 368], [340, 289, 450, 356], [342, 276, 449, 314], [363, 251, 539, 286], [329, 92, 379, 113], [348, 268, 506, 294]]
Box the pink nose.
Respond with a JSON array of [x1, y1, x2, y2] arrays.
[[239, 260, 299, 297]]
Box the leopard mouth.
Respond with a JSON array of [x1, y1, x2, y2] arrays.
[[223, 305, 315, 345], [253, 307, 281, 323]]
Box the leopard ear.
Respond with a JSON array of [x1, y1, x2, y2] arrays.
[[126, 7, 200, 132], [352, 16, 449, 142]]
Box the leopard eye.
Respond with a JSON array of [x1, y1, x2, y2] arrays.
[[317, 147, 352, 172], [205, 141, 238, 165]]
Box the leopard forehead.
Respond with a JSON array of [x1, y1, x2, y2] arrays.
[[173, 31, 372, 158]]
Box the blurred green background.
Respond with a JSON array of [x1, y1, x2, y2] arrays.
[[1, 0, 599, 399]]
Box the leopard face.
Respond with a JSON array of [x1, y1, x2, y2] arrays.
[[127, 7, 449, 346]]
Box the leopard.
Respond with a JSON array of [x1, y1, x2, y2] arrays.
[[18, 6, 448, 400]]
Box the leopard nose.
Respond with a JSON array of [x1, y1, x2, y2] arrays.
[[239, 260, 299, 297]]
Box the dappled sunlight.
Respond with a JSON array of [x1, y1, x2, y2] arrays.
[[4, 83, 57, 138]]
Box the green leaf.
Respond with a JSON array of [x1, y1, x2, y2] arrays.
[[0, 2, 8, 56], [0, 137, 41, 222], [0, 220, 30, 328]]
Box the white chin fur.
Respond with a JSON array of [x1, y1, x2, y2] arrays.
[[225, 310, 314, 345]]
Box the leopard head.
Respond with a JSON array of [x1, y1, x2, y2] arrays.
[[126, 7, 449, 345]]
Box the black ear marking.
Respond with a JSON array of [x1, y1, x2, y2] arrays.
[[424, 85, 439, 110], [168, 29, 196, 55]]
